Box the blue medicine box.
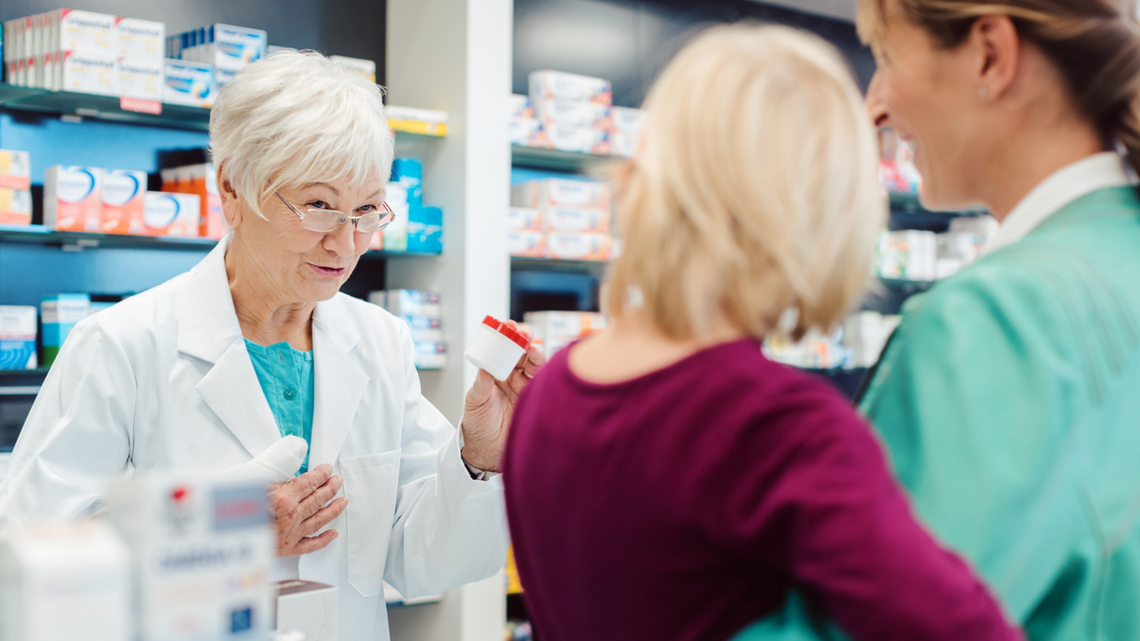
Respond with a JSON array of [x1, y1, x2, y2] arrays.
[[407, 205, 442, 254], [390, 158, 423, 208]]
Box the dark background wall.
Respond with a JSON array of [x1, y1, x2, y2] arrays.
[[513, 0, 875, 108]]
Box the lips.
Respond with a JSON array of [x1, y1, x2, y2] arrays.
[[308, 263, 347, 277]]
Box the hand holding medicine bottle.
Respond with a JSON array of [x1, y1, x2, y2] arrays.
[[461, 318, 546, 473]]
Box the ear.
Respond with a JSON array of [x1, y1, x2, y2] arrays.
[[972, 14, 1020, 100], [216, 161, 243, 228]]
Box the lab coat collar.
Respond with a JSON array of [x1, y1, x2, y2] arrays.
[[309, 296, 369, 469]]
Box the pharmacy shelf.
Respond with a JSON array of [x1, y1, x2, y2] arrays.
[[0, 84, 447, 138], [888, 191, 986, 217], [510, 256, 608, 275], [879, 276, 936, 294], [0, 224, 439, 259], [510, 145, 619, 172]]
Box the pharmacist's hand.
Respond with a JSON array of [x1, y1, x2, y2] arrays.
[[461, 322, 545, 473], [267, 464, 347, 557]]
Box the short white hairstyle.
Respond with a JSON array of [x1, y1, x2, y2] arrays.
[[209, 50, 394, 219]]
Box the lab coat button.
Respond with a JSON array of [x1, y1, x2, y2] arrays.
[[284, 388, 297, 400]]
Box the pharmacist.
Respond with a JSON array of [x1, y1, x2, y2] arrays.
[[0, 50, 544, 641]]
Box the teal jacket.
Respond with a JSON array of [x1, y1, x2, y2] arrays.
[[736, 187, 1140, 640]]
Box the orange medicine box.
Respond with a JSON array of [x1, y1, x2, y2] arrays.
[[0, 188, 33, 225], [44, 165, 103, 232], [161, 164, 225, 239], [143, 191, 200, 236], [101, 169, 147, 235]]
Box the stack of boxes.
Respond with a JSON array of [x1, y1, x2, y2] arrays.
[[2, 10, 164, 104], [521, 311, 606, 356], [0, 305, 38, 370], [527, 70, 613, 155], [876, 215, 998, 282], [843, 312, 902, 368], [44, 165, 200, 236], [508, 95, 543, 147], [0, 150, 32, 226], [509, 178, 613, 261], [161, 162, 225, 239], [369, 290, 446, 370], [610, 106, 647, 158], [166, 24, 266, 93], [379, 158, 442, 254]]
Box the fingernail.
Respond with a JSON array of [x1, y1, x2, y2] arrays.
[[331, 530, 339, 539]]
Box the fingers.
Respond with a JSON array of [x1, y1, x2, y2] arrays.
[[296, 473, 344, 519], [287, 463, 334, 498], [465, 368, 497, 408], [291, 529, 340, 556], [302, 496, 348, 536]]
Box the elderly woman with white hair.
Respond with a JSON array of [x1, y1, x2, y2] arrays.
[[0, 51, 541, 640]]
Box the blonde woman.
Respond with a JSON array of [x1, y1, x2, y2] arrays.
[[502, 24, 1019, 641]]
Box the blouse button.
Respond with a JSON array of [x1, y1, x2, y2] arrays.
[[283, 388, 297, 401]]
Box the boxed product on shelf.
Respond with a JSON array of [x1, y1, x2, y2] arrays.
[[380, 290, 443, 318], [101, 168, 146, 235], [509, 94, 533, 119], [877, 229, 938, 282], [543, 206, 610, 233], [509, 118, 543, 147], [386, 106, 449, 137], [611, 129, 641, 158], [118, 55, 163, 101], [41, 293, 89, 366], [523, 311, 606, 355], [401, 315, 444, 343], [546, 231, 612, 261], [168, 24, 267, 72], [414, 341, 447, 370], [382, 182, 409, 251], [391, 158, 423, 208], [508, 229, 547, 258], [330, 54, 376, 83], [611, 106, 646, 133], [407, 205, 443, 254], [532, 98, 611, 129], [0, 188, 32, 226], [143, 191, 200, 236], [529, 70, 612, 106], [948, 215, 1000, 251], [507, 207, 543, 232], [60, 49, 118, 96], [44, 165, 103, 232], [161, 163, 224, 238], [52, 9, 116, 52], [763, 328, 849, 370], [0, 305, 38, 370], [510, 178, 611, 210], [541, 123, 610, 155], [163, 59, 214, 107], [0, 150, 32, 190], [843, 312, 900, 368], [0, 520, 131, 641], [114, 17, 164, 59]]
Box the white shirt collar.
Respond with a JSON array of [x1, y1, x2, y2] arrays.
[[981, 152, 1131, 255]]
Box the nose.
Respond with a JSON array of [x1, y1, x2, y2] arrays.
[[322, 219, 358, 258], [865, 70, 890, 129]]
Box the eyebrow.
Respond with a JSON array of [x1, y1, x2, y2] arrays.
[[298, 184, 385, 203]]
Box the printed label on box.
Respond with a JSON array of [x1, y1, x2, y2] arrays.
[[163, 59, 213, 107], [144, 191, 200, 236], [102, 169, 147, 235]]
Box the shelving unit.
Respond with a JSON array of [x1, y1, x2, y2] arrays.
[[510, 144, 620, 172], [510, 256, 608, 276]]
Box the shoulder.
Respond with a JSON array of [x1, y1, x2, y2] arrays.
[[69, 271, 193, 350]]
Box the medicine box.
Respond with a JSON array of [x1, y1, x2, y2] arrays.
[[386, 106, 449, 137], [507, 229, 547, 258], [274, 581, 337, 641], [382, 182, 409, 252], [413, 341, 447, 370], [143, 191, 200, 236], [163, 163, 225, 238], [406, 205, 442, 254], [543, 206, 610, 234], [542, 123, 609, 155], [529, 70, 612, 106], [401, 315, 444, 343], [391, 158, 423, 208], [0, 189, 32, 226], [611, 129, 641, 158], [163, 59, 213, 107], [0, 520, 131, 641], [0, 150, 31, 189], [103, 473, 274, 641], [511, 179, 612, 210], [509, 94, 532, 119], [114, 17, 164, 59], [44, 165, 103, 232], [329, 55, 376, 83], [532, 98, 611, 129], [170, 24, 266, 72], [101, 169, 147, 235], [41, 293, 89, 367], [509, 118, 543, 147], [384, 290, 442, 318], [546, 231, 612, 261], [611, 106, 647, 133], [60, 49, 118, 96], [0, 305, 37, 370], [52, 9, 115, 52], [507, 207, 543, 232], [118, 56, 163, 101]]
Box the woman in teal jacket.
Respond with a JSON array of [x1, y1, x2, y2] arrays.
[[739, 0, 1140, 639]]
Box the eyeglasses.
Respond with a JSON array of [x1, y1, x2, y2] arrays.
[[275, 192, 396, 234]]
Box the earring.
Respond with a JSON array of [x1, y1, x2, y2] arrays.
[[978, 87, 988, 99]]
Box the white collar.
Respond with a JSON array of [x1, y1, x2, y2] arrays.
[[981, 152, 1130, 255]]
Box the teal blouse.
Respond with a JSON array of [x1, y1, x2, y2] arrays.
[[244, 338, 315, 475]]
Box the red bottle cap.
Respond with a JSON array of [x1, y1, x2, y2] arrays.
[[481, 315, 530, 350]]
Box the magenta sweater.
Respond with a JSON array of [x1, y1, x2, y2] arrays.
[[503, 339, 1020, 641]]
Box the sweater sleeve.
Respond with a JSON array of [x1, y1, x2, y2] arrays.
[[733, 392, 1021, 641]]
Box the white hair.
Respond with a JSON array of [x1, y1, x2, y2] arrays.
[[209, 49, 394, 219]]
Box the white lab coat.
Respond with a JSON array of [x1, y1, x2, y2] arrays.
[[0, 239, 510, 641]]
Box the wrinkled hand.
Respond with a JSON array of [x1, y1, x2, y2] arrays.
[[462, 321, 546, 472], [268, 464, 347, 557]]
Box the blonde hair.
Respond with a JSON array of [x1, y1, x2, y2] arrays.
[[603, 23, 884, 340], [209, 50, 394, 220], [858, 0, 1140, 173]]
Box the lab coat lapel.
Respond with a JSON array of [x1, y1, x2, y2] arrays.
[[178, 238, 282, 458], [309, 295, 369, 469]]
